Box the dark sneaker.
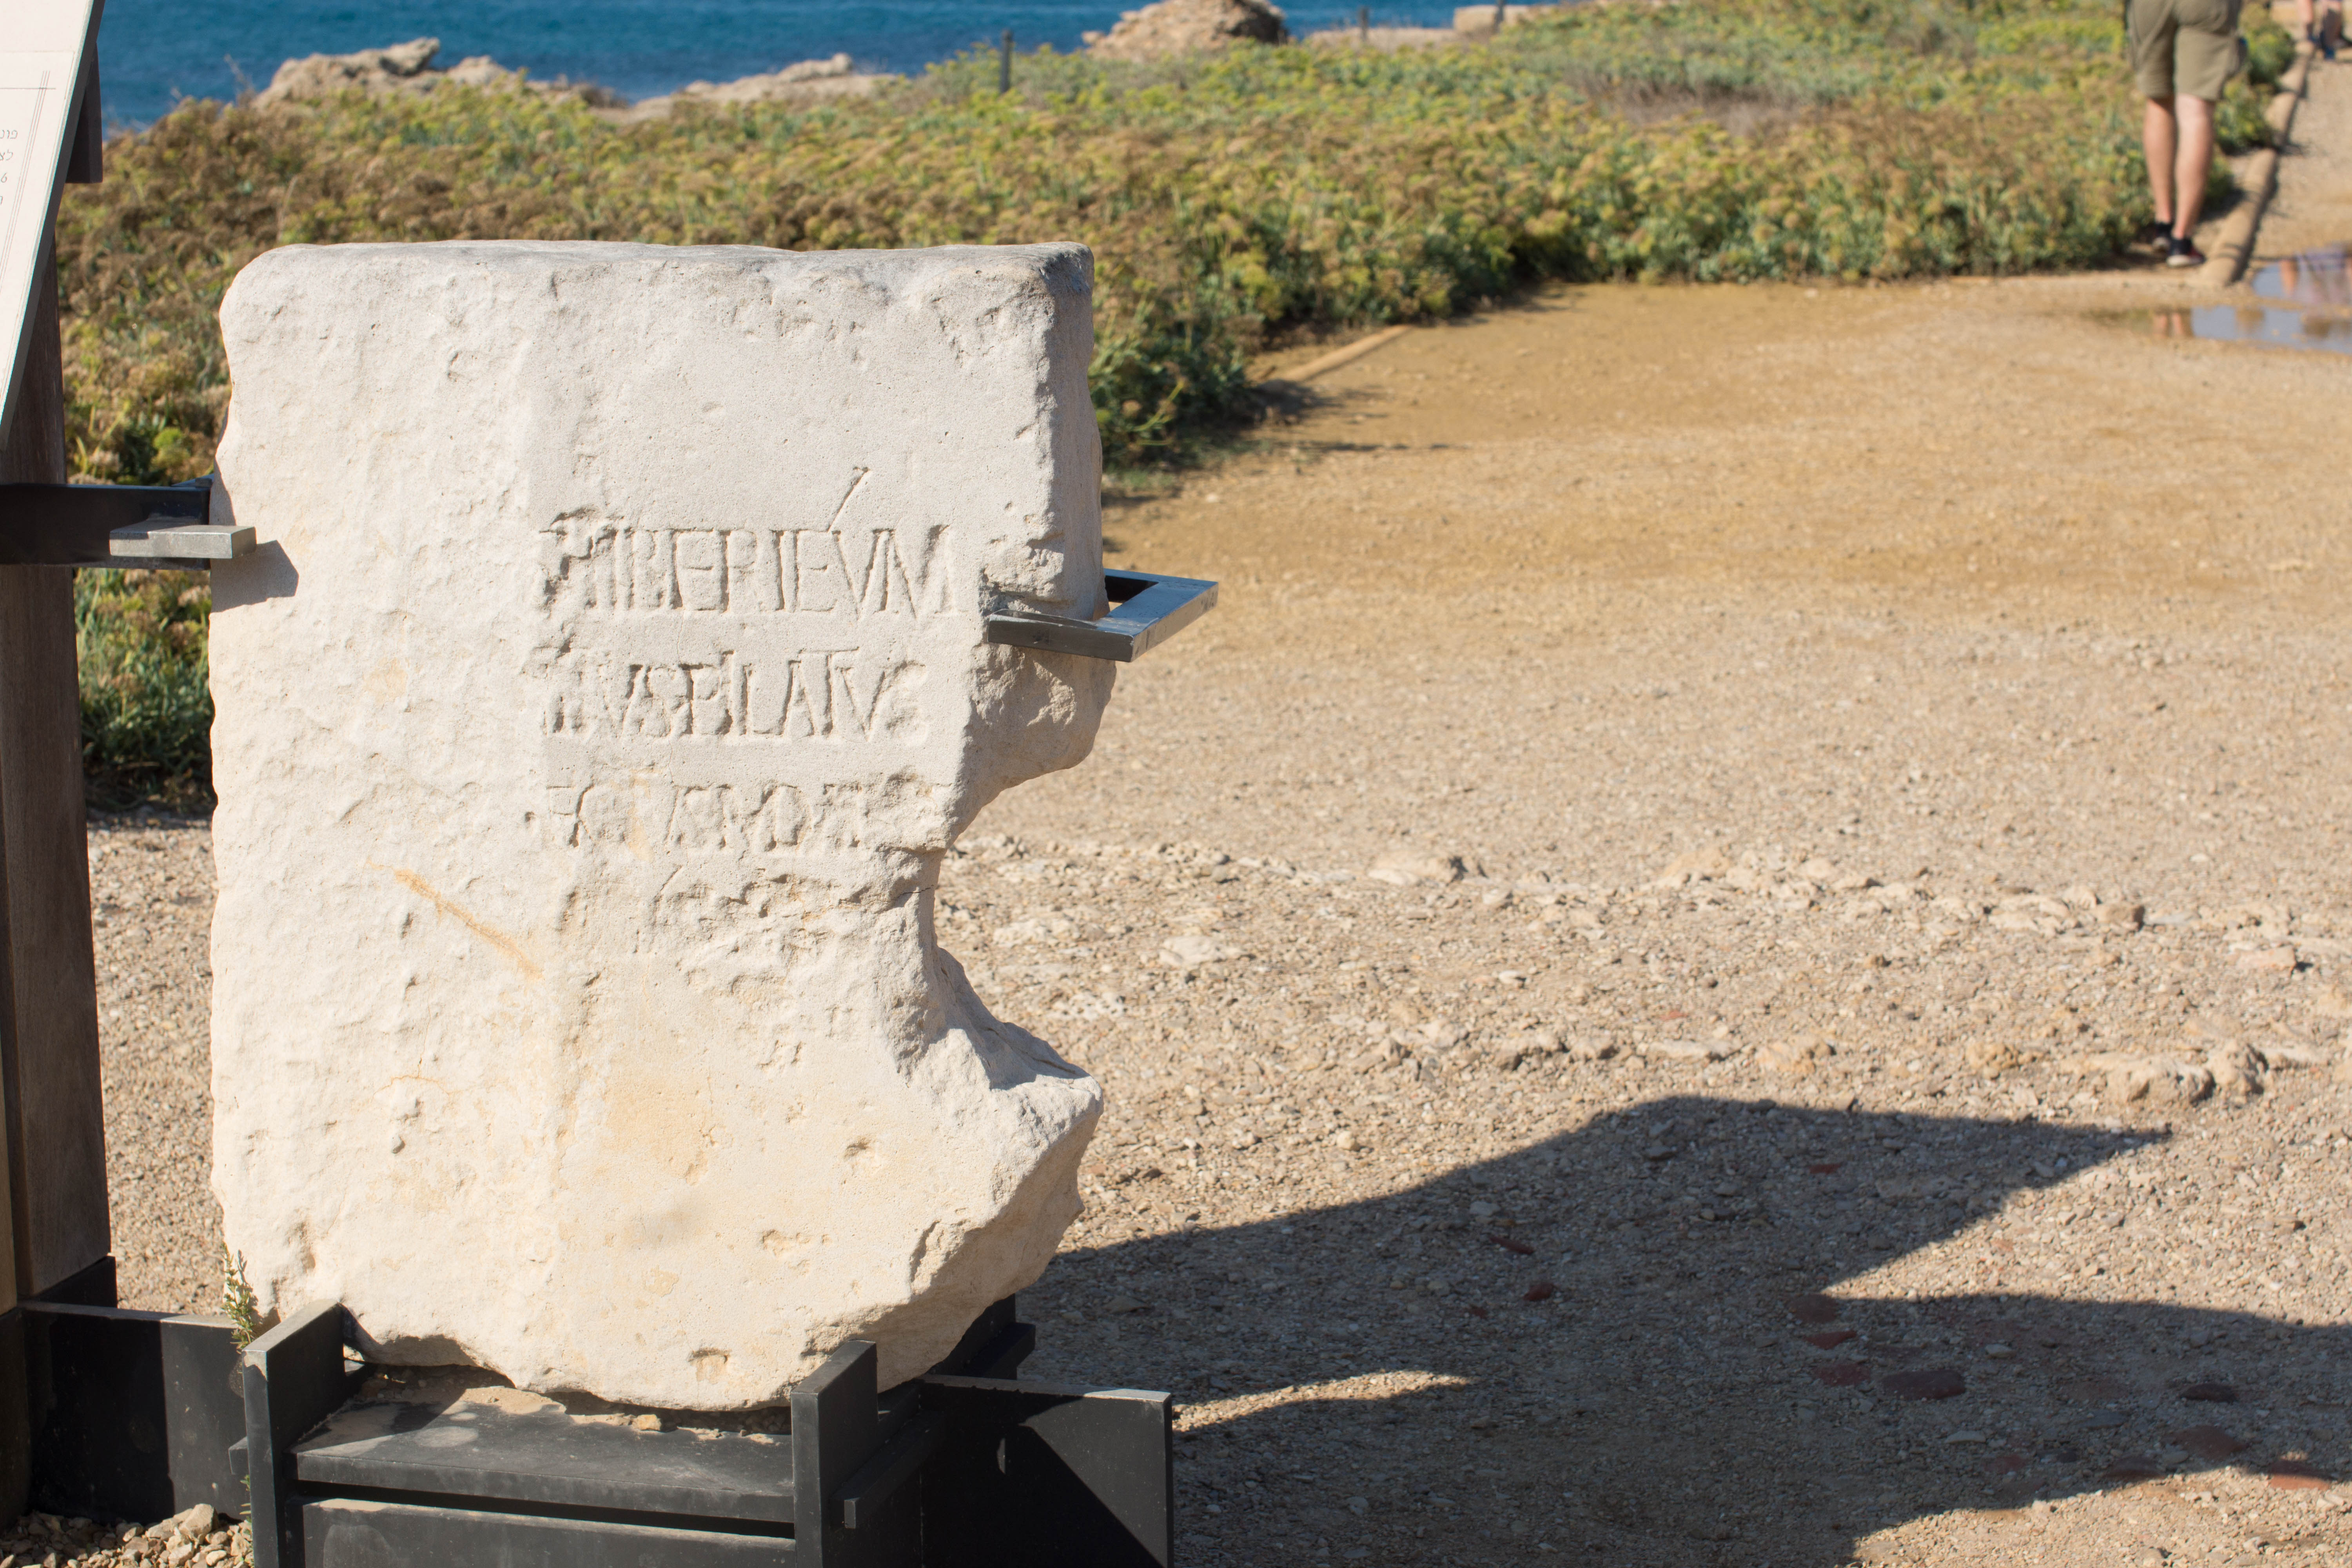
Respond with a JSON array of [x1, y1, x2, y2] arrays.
[[2167, 236, 2207, 268], [2138, 219, 2173, 250]]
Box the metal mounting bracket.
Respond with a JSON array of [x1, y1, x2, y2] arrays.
[[0, 474, 252, 571], [108, 516, 253, 564], [984, 570, 1216, 662]]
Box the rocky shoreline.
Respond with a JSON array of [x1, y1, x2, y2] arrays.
[[251, 0, 1567, 119], [253, 37, 626, 109], [252, 36, 893, 116]]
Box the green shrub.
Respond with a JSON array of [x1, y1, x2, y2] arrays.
[[2245, 9, 2299, 88], [76, 568, 212, 809], [2213, 8, 2296, 152]]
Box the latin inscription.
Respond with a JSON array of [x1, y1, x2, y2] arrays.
[[542, 650, 924, 742], [546, 779, 810, 854], [541, 520, 950, 619], [535, 505, 947, 863]]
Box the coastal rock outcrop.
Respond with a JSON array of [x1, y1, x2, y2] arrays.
[[1450, 4, 1565, 35], [256, 38, 620, 107], [1084, 0, 1289, 60], [624, 54, 898, 119]]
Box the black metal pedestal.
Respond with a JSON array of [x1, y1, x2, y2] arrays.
[[9, 1282, 1172, 1566], [235, 1297, 1172, 1568], [5, 1260, 247, 1525]]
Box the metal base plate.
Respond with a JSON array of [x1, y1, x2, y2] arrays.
[[237, 1298, 1171, 1568]]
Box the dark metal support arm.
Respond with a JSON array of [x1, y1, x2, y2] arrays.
[[984, 570, 1216, 662], [0, 478, 250, 570]]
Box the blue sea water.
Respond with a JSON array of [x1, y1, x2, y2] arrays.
[[95, 0, 1463, 125]]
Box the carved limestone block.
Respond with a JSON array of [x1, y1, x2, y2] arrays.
[[208, 241, 1112, 1408]]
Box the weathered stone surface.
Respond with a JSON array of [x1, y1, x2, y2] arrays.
[[624, 54, 901, 121], [259, 36, 441, 101], [256, 37, 621, 107], [1085, 0, 1288, 60], [1450, 4, 1563, 36], [210, 240, 1115, 1408]]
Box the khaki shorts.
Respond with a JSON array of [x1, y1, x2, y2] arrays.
[[2130, 0, 2245, 102]]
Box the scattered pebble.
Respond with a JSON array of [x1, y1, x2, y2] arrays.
[[1880, 1368, 1966, 1401], [2168, 1424, 2247, 1460]]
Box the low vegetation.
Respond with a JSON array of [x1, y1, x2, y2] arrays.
[[76, 568, 213, 811], [55, 0, 2290, 801]]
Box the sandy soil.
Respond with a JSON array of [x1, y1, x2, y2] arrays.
[[2262, 28, 2352, 259], [40, 58, 2352, 1568], [86, 821, 216, 1315], [966, 268, 2352, 1566]]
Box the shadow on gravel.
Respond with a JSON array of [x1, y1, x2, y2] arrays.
[[1057, 1096, 2344, 1566]]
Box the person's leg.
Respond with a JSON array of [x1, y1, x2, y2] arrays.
[[2174, 94, 2218, 237], [2302, 0, 2318, 39], [2145, 95, 2180, 228], [2131, 0, 2187, 246]]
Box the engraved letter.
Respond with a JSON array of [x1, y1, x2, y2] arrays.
[[544, 784, 584, 845], [541, 520, 618, 613], [628, 527, 678, 610], [742, 658, 826, 739], [742, 659, 786, 737], [854, 527, 948, 616], [668, 786, 726, 851], [583, 529, 618, 611], [793, 531, 853, 616], [630, 665, 690, 739], [726, 530, 775, 612], [688, 664, 729, 736], [543, 652, 586, 735], [675, 530, 725, 611], [720, 783, 807, 852], [781, 657, 828, 738], [857, 530, 912, 617], [544, 654, 639, 738], [831, 653, 889, 740], [576, 782, 637, 849]]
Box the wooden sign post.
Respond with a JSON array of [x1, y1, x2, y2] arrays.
[[2, 0, 103, 454], [0, 0, 113, 1524]]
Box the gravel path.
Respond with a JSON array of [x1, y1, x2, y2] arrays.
[[964, 260, 2352, 1565], [89, 816, 217, 1317], [62, 155, 2352, 1568]]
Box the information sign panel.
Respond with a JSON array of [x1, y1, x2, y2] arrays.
[[1, 0, 100, 452]]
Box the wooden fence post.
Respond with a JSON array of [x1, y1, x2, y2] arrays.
[[1, 0, 116, 1325], [0, 1049, 22, 1524], [0, 2, 114, 1518], [0, 260, 111, 1308]]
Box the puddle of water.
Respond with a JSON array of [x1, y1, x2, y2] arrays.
[[2133, 303, 2352, 352], [2249, 245, 2352, 306], [2113, 244, 2352, 353]]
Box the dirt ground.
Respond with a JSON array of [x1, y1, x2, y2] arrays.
[[42, 52, 2352, 1568]]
